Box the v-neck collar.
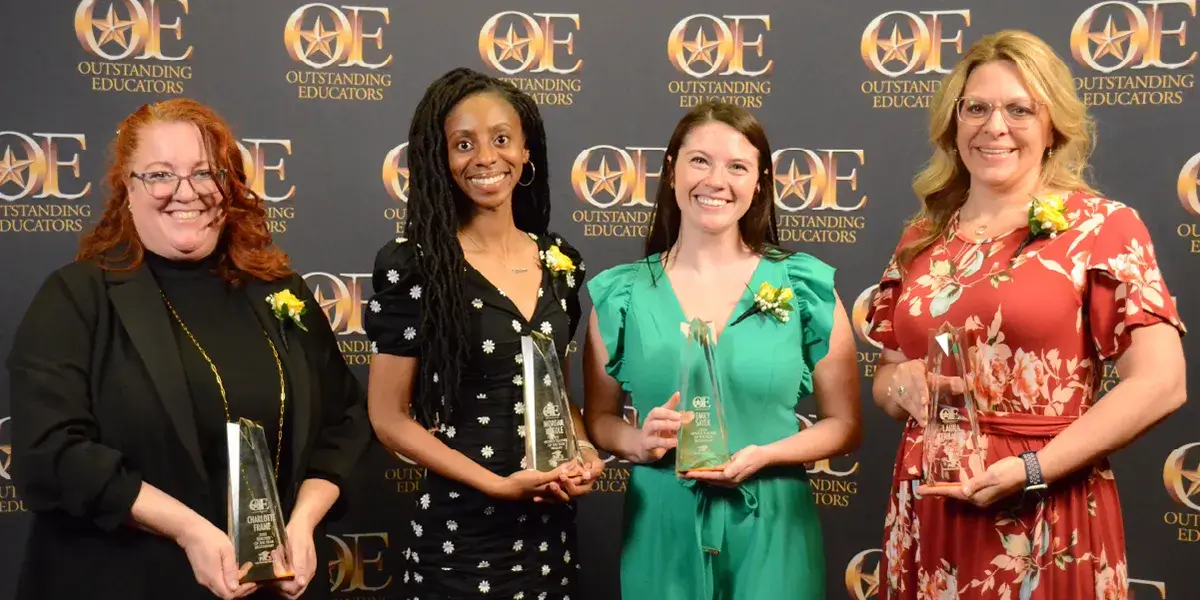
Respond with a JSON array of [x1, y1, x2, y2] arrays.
[[649, 252, 767, 345], [464, 232, 547, 324]]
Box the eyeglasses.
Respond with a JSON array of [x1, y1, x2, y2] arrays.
[[956, 97, 1043, 129], [130, 168, 227, 200]]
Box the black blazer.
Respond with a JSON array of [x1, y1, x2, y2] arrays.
[[6, 260, 371, 600]]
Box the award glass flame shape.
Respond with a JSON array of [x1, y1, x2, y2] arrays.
[[675, 318, 732, 474], [521, 332, 583, 472], [922, 323, 983, 487], [227, 418, 294, 582]]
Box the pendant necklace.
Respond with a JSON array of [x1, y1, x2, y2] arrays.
[[462, 231, 528, 274]]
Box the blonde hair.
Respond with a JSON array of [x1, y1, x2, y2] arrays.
[[897, 29, 1099, 271]]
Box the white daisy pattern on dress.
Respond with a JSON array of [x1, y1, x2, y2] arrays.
[[364, 235, 583, 598], [369, 300, 381, 313]]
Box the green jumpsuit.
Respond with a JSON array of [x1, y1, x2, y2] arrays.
[[588, 251, 837, 600]]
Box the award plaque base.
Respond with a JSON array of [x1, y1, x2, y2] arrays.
[[675, 318, 732, 474], [227, 419, 294, 583], [521, 334, 583, 472]]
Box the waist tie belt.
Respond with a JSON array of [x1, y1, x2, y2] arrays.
[[680, 477, 759, 598], [977, 413, 1078, 438], [898, 412, 1079, 482]]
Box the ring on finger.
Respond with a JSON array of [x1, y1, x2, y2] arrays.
[[897, 385, 907, 397]]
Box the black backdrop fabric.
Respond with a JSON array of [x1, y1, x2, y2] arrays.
[[1, 2, 1197, 599]]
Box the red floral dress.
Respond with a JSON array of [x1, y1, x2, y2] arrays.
[[866, 190, 1186, 599]]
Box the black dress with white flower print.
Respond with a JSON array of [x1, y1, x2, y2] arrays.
[[365, 232, 586, 600]]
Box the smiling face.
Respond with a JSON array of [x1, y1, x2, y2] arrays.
[[127, 121, 225, 261], [672, 120, 759, 237], [444, 91, 530, 212], [955, 60, 1054, 195]]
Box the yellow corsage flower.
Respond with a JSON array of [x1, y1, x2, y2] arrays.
[[266, 289, 308, 332], [1013, 193, 1070, 261], [542, 245, 575, 274], [1029, 193, 1069, 236], [731, 281, 794, 326]]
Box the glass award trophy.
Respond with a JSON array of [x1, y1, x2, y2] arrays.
[[922, 323, 983, 487], [227, 418, 294, 583], [675, 318, 732, 474], [521, 333, 583, 472]]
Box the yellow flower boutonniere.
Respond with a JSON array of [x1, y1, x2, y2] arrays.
[[1014, 193, 1069, 260], [731, 281, 794, 326], [542, 245, 575, 274], [266, 289, 309, 332]]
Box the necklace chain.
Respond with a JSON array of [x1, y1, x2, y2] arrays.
[[462, 231, 530, 274], [160, 291, 286, 477]]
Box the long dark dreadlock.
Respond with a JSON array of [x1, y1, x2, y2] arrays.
[[404, 67, 551, 428]]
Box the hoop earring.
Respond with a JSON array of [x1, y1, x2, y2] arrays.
[[517, 162, 535, 187]]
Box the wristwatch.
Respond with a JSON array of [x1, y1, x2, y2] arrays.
[[1019, 450, 1048, 501]]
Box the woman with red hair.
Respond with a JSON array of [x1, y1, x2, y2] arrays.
[[6, 99, 370, 600]]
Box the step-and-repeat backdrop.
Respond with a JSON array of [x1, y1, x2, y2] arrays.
[[1, 1, 1197, 598]]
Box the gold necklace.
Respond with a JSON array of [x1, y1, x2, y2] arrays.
[[462, 231, 529, 274], [160, 292, 287, 476]]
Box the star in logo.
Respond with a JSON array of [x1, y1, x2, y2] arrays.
[[91, 3, 135, 51], [383, 144, 411, 202], [774, 158, 815, 207], [311, 284, 349, 330], [300, 17, 340, 61], [492, 24, 531, 64], [584, 156, 625, 202], [1165, 442, 1200, 511], [0, 417, 11, 481], [681, 27, 721, 69], [845, 549, 881, 600], [1086, 15, 1134, 63], [0, 146, 34, 190], [875, 24, 917, 67]]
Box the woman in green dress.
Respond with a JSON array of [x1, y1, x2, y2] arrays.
[[581, 100, 863, 599]]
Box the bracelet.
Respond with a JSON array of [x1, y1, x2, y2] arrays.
[[577, 441, 596, 452], [1019, 450, 1048, 492]]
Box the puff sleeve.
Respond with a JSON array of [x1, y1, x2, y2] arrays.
[[783, 253, 839, 389], [543, 232, 588, 341], [585, 262, 640, 389], [1084, 204, 1186, 360], [363, 239, 424, 357]]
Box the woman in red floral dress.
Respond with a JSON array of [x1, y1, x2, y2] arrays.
[[866, 30, 1187, 599]]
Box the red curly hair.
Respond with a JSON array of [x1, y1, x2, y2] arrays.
[[77, 98, 291, 286]]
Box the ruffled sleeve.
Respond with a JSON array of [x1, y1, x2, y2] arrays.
[[865, 226, 923, 353], [585, 262, 641, 388], [782, 252, 838, 377], [363, 239, 423, 357], [542, 231, 588, 340], [1085, 203, 1186, 360]]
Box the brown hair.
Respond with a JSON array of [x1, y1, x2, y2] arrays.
[[644, 100, 784, 260], [897, 29, 1098, 271], [77, 98, 291, 286]]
